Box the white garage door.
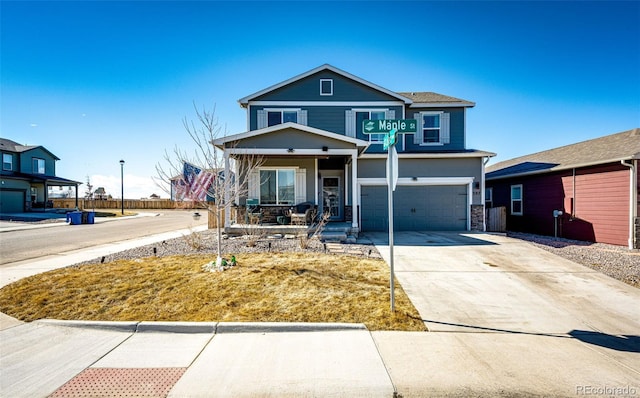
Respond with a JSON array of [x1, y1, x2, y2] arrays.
[[361, 185, 467, 231]]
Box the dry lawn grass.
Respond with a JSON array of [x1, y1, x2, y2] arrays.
[[0, 253, 426, 331]]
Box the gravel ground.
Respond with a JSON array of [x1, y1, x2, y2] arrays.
[[80, 229, 382, 266], [79, 230, 639, 289], [507, 232, 639, 288]]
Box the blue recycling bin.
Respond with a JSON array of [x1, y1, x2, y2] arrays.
[[85, 211, 95, 224], [67, 211, 82, 225]]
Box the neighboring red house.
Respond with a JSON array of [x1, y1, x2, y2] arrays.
[[485, 128, 639, 249]]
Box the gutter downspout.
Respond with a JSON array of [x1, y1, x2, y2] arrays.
[[621, 159, 637, 249], [572, 168, 576, 219], [482, 156, 491, 231]]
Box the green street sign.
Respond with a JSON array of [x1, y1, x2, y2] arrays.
[[383, 128, 397, 150], [363, 119, 417, 134]]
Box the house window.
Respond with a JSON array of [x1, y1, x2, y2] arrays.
[[257, 108, 307, 129], [414, 111, 450, 145], [320, 79, 333, 96], [33, 158, 45, 174], [268, 110, 298, 127], [511, 184, 523, 215], [260, 169, 295, 205], [2, 154, 12, 171], [485, 187, 493, 208], [422, 113, 440, 143], [356, 110, 387, 143]]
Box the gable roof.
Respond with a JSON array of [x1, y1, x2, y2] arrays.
[[0, 137, 60, 160], [397, 92, 475, 108], [212, 122, 370, 152], [238, 64, 412, 107], [486, 128, 640, 179]]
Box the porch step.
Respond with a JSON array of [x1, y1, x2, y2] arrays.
[[319, 231, 347, 242]]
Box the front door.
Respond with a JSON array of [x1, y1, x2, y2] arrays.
[[322, 176, 342, 220]]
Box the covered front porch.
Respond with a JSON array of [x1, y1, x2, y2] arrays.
[[213, 122, 370, 235]]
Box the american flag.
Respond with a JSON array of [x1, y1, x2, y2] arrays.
[[182, 163, 215, 201]]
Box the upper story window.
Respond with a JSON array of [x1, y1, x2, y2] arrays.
[[2, 154, 12, 171], [414, 111, 450, 145], [33, 158, 45, 174], [320, 79, 333, 96], [511, 184, 523, 215], [357, 110, 386, 143], [257, 108, 307, 129], [345, 108, 394, 143], [268, 110, 298, 126]]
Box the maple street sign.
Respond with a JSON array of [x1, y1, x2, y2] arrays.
[[363, 119, 417, 134]]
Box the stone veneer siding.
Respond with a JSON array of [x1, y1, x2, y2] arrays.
[[471, 204, 484, 231]]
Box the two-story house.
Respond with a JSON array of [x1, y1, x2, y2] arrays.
[[213, 64, 495, 234], [0, 138, 80, 213]]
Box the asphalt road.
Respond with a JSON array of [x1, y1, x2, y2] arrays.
[[0, 210, 207, 266]]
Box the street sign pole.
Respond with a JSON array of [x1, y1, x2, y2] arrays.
[[362, 119, 415, 313], [387, 129, 397, 312]]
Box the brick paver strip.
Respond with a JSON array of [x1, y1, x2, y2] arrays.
[[49, 368, 186, 398]]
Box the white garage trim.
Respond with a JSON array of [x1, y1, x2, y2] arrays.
[[357, 177, 474, 231]]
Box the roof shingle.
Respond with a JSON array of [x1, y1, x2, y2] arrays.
[[486, 128, 640, 179]]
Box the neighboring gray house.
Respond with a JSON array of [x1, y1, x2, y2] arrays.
[[0, 138, 80, 212], [214, 64, 495, 233]]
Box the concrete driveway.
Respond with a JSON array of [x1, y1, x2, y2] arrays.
[[365, 231, 640, 397]]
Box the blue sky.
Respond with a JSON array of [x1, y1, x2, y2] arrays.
[[2, 1, 639, 199]]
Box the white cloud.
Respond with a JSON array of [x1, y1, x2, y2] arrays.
[[89, 174, 169, 199]]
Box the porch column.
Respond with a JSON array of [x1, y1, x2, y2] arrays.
[[467, 182, 473, 231], [351, 150, 358, 229], [224, 150, 231, 228], [314, 158, 319, 205]]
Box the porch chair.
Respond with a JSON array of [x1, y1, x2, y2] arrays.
[[288, 202, 316, 225]]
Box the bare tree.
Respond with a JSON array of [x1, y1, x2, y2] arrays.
[[155, 103, 263, 265]]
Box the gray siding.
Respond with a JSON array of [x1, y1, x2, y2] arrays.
[[252, 70, 402, 102], [19, 148, 56, 175], [233, 129, 355, 150]]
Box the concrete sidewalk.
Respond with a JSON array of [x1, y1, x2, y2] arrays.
[[1, 321, 394, 398], [3, 319, 639, 397]]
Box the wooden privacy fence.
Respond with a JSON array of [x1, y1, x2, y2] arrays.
[[485, 206, 507, 232], [51, 198, 194, 210]]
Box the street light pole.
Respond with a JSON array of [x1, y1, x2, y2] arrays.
[[119, 159, 125, 215]]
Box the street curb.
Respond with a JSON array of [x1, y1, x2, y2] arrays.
[[37, 319, 139, 332], [31, 320, 367, 334], [216, 322, 367, 333], [136, 321, 218, 334]]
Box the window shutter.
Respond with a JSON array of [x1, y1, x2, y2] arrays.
[[385, 109, 395, 119], [345, 110, 355, 137], [295, 168, 306, 203], [257, 110, 267, 129], [413, 112, 423, 144], [441, 113, 450, 144], [298, 110, 308, 126], [248, 170, 260, 200]]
